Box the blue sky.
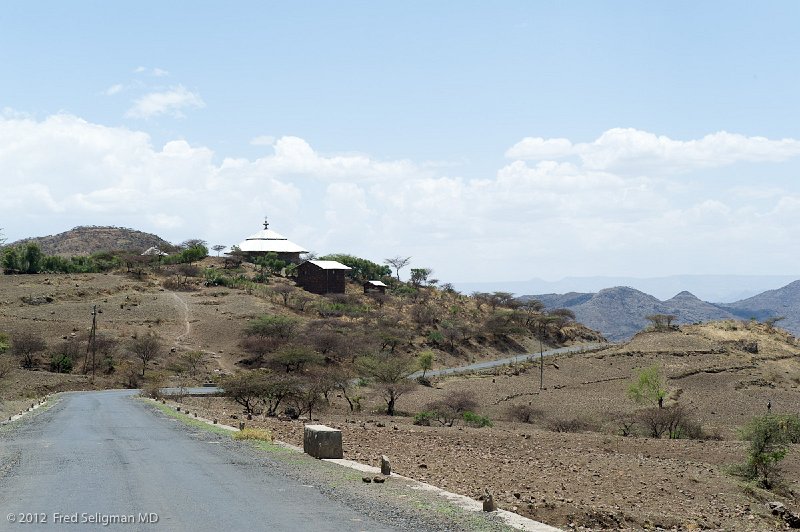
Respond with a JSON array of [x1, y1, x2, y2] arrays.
[[1, 1, 799, 285]]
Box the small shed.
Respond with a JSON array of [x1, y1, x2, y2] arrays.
[[297, 260, 351, 295], [363, 280, 388, 294]]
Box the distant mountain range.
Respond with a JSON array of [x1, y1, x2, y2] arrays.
[[522, 281, 800, 341], [6, 226, 172, 256], [455, 274, 800, 303]]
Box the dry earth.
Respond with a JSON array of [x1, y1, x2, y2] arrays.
[[2, 270, 800, 530], [179, 324, 800, 531]]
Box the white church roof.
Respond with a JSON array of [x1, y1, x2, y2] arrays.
[[305, 260, 351, 270], [237, 219, 308, 253]]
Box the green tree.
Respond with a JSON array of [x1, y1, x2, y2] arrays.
[[211, 244, 226, 256], [417, 350, 434, 379], [628, 365, 668, 408], [319, 253, 391, 281], [268, 346, 321, 373], [254, 252, 286, 277], [739, 414, 800, 489], [410, 267, 433, 287], [356, 352, 418, 416], [221, 370, 270, 415]]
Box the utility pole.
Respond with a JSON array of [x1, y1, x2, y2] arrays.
[[86, 305, 98, 382]]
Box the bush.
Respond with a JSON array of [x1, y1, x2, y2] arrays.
[[462, 411, 492, 428], [413, 411, 435, 426], [507, 404, 542, 424], [548, 417, 592, 433], [637, 404, 702, 439], [738, 414, 800, 489], [49, 354, 73, 373]]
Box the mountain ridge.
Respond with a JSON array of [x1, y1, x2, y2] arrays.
[[523, 281, 800, 341]]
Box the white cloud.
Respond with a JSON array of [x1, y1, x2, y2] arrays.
[[125, 85, 205, 119], [2, 114, 800, 281], [506, 128, 800, 174], [505, 137, 573, 160]]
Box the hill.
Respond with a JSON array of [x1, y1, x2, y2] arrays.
[[723, 280, 800, 333], [7, 226, 172, 256]]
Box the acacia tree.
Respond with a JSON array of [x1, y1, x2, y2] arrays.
[[356, 352, 418, 416], [211, 244, 226, 256], [221, 371, 269, 415], [384, 256, 411, 281], [129, 332, 163, 377], [645, 314, 677, 332], [409, 267, 433, 287], [417, 350, 434, 379]]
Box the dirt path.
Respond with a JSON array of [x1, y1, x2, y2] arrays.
[[167, 291, 239, 374], [170, 291, 191, 343]]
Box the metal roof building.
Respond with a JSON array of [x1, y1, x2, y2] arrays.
[[297, 260, 351, 294], [236, 219, 307, 262]]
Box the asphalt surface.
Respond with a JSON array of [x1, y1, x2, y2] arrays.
[[409, 343, 607, 379], [0, 391, 399, 532]]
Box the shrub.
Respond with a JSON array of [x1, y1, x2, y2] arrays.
[[548, 417, 592, 433], [637, 404, 702, 439], [413, 411, 435, 426], [463, 411, 492, 428], [738, 414, 800, 489], [507, 404, 542, 424], [49, 354, 73, 374], [234, 428, 273, 442]]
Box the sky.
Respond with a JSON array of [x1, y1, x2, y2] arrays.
[[1, 1, 800, 285]]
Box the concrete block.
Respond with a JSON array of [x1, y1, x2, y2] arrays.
[[304, 424, 343, 459]]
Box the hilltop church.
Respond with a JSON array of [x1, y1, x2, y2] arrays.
[[235, 218, 308, 263]]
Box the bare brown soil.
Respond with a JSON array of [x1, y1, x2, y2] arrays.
[[179, 324, 800, 531], [2, 270, 800, 530]]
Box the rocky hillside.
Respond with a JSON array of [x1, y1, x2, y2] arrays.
[[525, 282, 800, 341], [6, 226, 172, 256], [722, 280, 800, 334]]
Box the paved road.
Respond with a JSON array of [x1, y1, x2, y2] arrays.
[[0, 391, 397, 532], [409, 343, 607, 379]]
